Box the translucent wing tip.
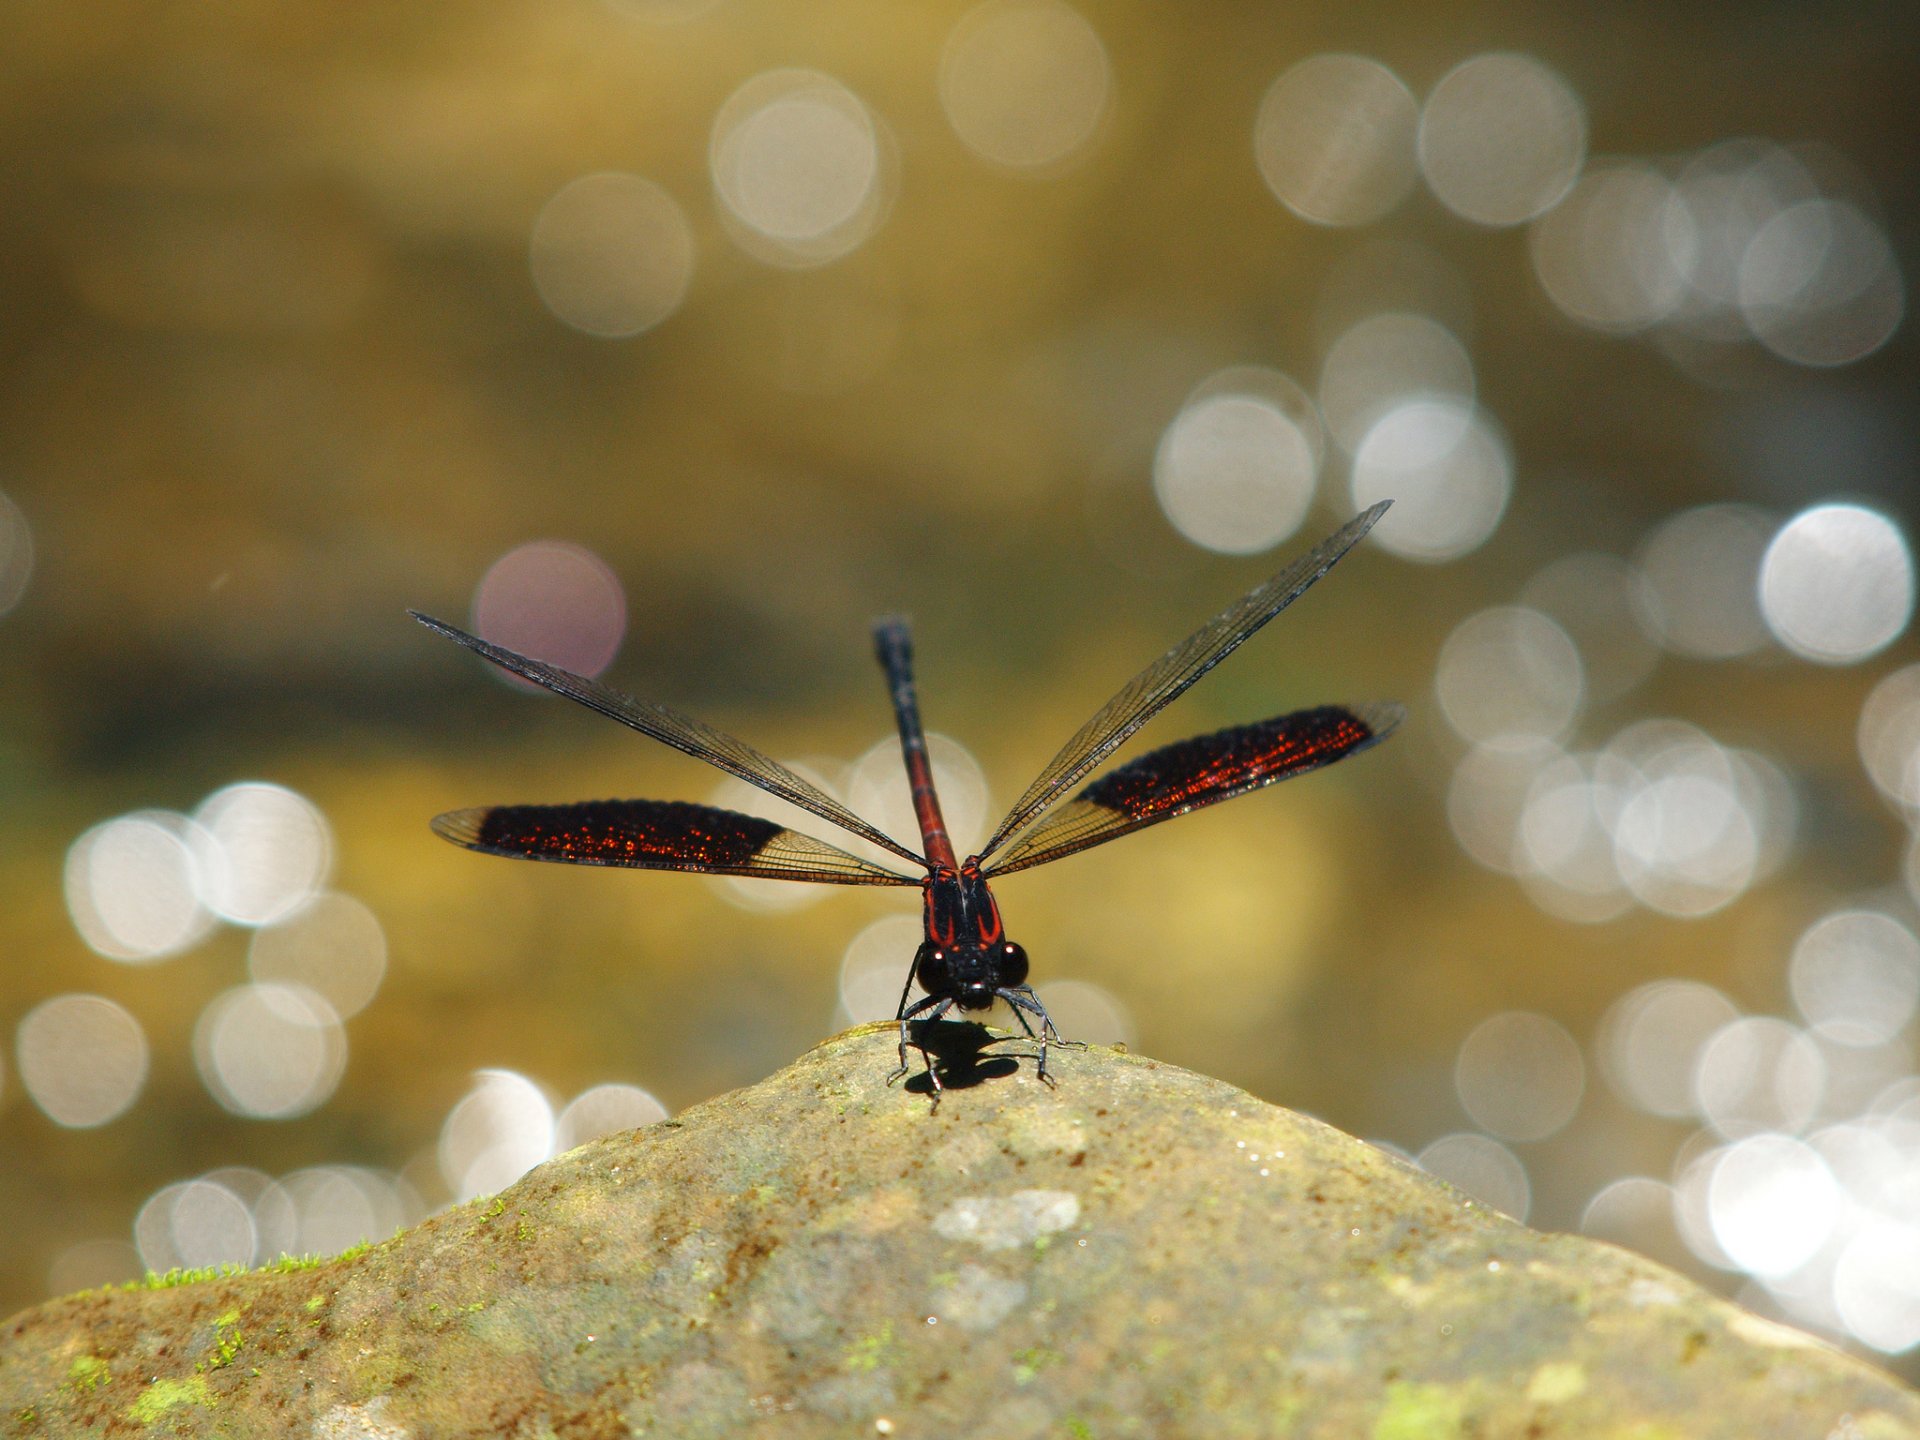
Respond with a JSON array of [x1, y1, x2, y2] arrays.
[[430, 808, 489, 846], [1355, 699, 1406, 741]]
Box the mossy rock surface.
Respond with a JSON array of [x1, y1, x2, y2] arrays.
[[4, 1023, 1917, 1438]]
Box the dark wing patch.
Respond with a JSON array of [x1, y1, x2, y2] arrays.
[[432, 799, 917, 885], [983, 702, 1402, 876]]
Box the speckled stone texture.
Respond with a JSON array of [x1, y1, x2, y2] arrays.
[[4, 1023, 1917, 1438]]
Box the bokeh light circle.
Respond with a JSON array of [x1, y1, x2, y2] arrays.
[[1153, 392, 1319, 555], [1579, 1176, 1693, 1272], [939, 0, 1110, 171], [1858, 663, 1920, 809], [1663, 138, 1819, 341], [1631, 504, 1774, 660], [440, 1069, 555, 1202], [1529, 162, 1689, 333], [1598, 979, 1740, 1118], [15, 995, 148, 1128], [1788, 910, 1920, 1048], [1317, 312, 1474, 454], [255, 1166, 417, 1262], [529, 172, 695, 338], [193, 982, 347, 1119], [1515, 752, 1634, 924], [1434, 606, 1584, 750], [1607, 725, 1762, 918], [1417, 1133, 1531, 1221], [136, 1179, 256, 1273], [247, 891, 389, 1020], [191, 783, 334, 928], [710, 69, 888, 267], [1453, 1011, 1584, 1141], [839, 913, 925, 1024], [1738, 199, 1904, 367], [64, 811, 216, 962], [1253, 55, 1418, 226], [1349, 399, 1510, 562], [1418, 53, 1586, 227], [1832, 1222, 1920, 1354], [472, 539, 627, 681], [1705, 1133, 1840, 1277], [1694, 1015, 1826, 1138], [1759, 503, 1913, 665], [555, 1083, 669, 1151], [1445, 739, 1562, 876]]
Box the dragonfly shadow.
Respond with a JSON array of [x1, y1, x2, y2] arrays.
[[898, 1020, 1024, 1096]]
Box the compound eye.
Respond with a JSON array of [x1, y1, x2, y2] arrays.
[[915, 942, 953, 994], [998, 940, 1029, 987]]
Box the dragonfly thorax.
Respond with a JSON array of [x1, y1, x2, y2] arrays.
[[917, 861, 1027, 1010]]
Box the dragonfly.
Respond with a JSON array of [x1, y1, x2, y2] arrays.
[[412, 502, 1402, 1092]]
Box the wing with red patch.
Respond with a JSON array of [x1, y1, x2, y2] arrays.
[[431, 799, 917, 885], [982, 702, 1402, 876]]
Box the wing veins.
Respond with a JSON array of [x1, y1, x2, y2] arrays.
[[432, 799, 918, 885], [983, 702, 1402, 876], [411, 612, 925, 868], [977, 503, 1390, 861]]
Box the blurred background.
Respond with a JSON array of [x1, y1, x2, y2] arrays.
[[3, 0, 1919, 1376]]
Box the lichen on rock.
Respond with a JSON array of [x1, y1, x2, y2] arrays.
[[3, 1022, 1916, 1438]]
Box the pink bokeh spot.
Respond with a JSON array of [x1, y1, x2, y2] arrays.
[[472, 541, 627, 681]]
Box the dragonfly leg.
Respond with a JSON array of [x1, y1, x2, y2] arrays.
[[1002, 997, 1041, 1042], [998, 986, 1083, 1086], [891, 959, 920, 1026], [891, 994, 954, 1092]]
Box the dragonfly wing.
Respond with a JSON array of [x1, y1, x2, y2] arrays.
[[982, 702, 1402, 876], [411, 612, 924, 868], [975, 502, 1391, 862], [432, 799, 919, 885]]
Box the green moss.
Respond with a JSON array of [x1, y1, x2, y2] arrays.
[[1011, 1346, 1062, 1384], [277, 1240, 373, 1270], [843, 1323, 894, 1373], [204, 1313, 245, 1370], [1372, 1381, 1466, 1440], [65, 1356, 109, 1394], [1062, 1420, 1093, 1439], [304, 1294, 328, 1313], [125, 1375, 215, 1423], [128, 1264, 248, 1291], [112, 1243, 377, 1298], [514, 1218, 536, 1243]]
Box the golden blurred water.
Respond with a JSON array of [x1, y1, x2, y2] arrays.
[[2, 0, 1918, 1373]]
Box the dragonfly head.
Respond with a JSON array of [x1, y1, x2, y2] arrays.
[[914, 938, 1029, 1011]]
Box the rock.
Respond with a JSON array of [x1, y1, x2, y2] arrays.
[[3, 1022, 1916, 1438]]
